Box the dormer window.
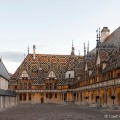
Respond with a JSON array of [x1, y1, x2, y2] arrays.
[[20, 70, 29, 78], [65, 71, 74, 79], [48, 71, 56, 78]]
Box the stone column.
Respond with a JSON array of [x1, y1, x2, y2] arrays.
[[26, 93, 29, 103], [89, 90, 92, 105], [76, 93, 78, 102], [16, 95, 18, 105], [81, 92, 83, 103], [96, 90, 100, 107], [1, 96, 3, 109], [61, 93, 62, 102], [0, 96, 1, 109], [34, 93, 36, 103], [63, 93, 64, 102], [103, 89, 107, 108], [110, 87, 118, 110], [77, 93, 79, 102], [22, 93, 23, 102]]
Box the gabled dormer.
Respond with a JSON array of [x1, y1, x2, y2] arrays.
[[48, 71, 56, 78], [19, 69, 31, 80], [65, 71, 74, 79], [46, 70, 58, 80], [96, 52, 101, 65], [102, 63, 107, 70]]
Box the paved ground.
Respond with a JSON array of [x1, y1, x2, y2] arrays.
[[0, 103, 120, 120]]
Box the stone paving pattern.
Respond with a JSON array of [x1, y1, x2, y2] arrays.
[[0, 104, 120, 120]]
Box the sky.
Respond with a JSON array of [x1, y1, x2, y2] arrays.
[[0, 0, 120, 73]]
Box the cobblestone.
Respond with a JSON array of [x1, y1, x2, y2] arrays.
[[0, 104, 120, 120]]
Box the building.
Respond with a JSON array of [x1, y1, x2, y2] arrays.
[[9, 26, 120, 109], [0, 59, 17, 110]]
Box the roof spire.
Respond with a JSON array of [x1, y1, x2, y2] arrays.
[[71, 40, 75, 55], [28, 46, 29, 55]]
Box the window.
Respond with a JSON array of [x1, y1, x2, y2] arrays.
[[19, 94, 22, 101], [50, 83, 52, 89], [46, 83, 48, 89], [68, 84, 71, 89], [55, 93, 57, 98], [24, 83, 27, 89], [28, 83, 31, 89], [46, 93, 48, 98], [14, 86, 17, 90], [19, 83, 22, 89], [54, 83, 57, 89], [117, 73, 120, 77], [49, 93, 52, 99]]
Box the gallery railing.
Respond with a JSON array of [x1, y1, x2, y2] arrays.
[[15, 77, 120, 93]]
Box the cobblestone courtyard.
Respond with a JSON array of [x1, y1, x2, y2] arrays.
[[0, 103, 120, 120]]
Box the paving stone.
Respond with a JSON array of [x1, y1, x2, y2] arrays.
[[0, 104, 120, 120]]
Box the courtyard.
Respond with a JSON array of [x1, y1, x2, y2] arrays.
[[0, 103, 120, 120]]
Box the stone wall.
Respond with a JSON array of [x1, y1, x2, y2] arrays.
[[0, 96, 17, 111]]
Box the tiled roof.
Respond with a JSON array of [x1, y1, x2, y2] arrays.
[[104, 26, 120, 46], [10, 54, 83, 85], [0, 59, 10, 80], [90, 27, 120, 53], [0, 89, 16, 96], [9, 26, 120, 86]]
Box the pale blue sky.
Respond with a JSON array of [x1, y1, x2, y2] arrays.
[[0, 0, 120, 73]]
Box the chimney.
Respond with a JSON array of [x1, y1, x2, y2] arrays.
[[101, 27, 110, 42], [33, 45, 36, 59]]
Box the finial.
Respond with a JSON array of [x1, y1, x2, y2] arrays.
[[84, 43, 86, 56], [72, 39, 73, 48], [96, 29, 99, 45], [98, 28, 101, 42], [71, 40, 75, 55], [28, 46, 29, 55], [87, 41, 89, 54]]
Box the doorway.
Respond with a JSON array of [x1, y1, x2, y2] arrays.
[[41, 98, 44, 103]]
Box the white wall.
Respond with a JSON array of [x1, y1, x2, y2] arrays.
[[0, 77, 8, 90]]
